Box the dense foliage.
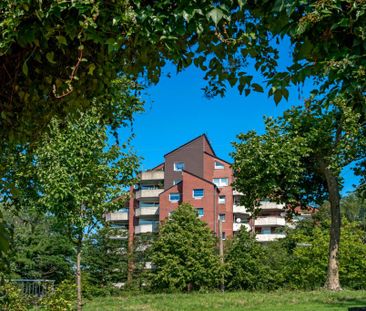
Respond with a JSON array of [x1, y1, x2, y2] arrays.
[[5, 207, 74, 284], [83, 226, 128, 289], [283, 207, 366, 290], [225, 229, 284, 290], [150, 203, 222, 291], [232, 101, 366, 290], [0, 0, 278, 145]]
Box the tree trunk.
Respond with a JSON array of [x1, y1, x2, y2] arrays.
[[76, 241, 83, 311], [322, 163, 342, 291]]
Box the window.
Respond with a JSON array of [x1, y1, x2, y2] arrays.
[[221, 232, 226, 240], [196, 208, 204, 218], [193, 189, 204, 199], [214, 161, 225, 169], [139, 201, 159, 208], [173, 179, 182, 185], [174, 162, 185, 171], [212, 178, 229, 187], [169, 193, 181, 202], [218, 213, 226, 222], [218, 195, 226, 204], [261, 227, 271, 235]]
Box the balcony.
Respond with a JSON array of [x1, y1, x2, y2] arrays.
[[233, 204, 249, 214], [233, 223, 251, 232], [256, 233, 286, 242], [233, 190, 243, 196], [105, 211, 128, 222], [135, 189, 163, 200], [260, 202, 285, 210], [136, 206, 159, 217], [140, 171, 164, 181], [135, 223, 159, 234], [255, 216, 286, 226]]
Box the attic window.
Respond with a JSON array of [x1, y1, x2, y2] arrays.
[[214, 161, 225, 169], [174, 162, 185, 171]]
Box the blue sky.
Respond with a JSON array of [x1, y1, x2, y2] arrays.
[[117, 52, 358, 196]]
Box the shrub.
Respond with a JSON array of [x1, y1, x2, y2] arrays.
[[0, 282, 28, 311], [225, 229, 280, 290], [39, 280, 76, 311]]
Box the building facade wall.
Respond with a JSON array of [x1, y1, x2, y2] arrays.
[[163, 136, 205, 189]]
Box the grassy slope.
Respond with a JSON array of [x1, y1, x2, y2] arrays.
[[84, 290, 366, 311]]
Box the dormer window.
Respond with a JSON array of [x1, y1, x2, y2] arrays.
[[214, 161, 225, 169], [174, 162, 185, 171]]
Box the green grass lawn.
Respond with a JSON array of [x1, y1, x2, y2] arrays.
[[84, 290, 366, 311]]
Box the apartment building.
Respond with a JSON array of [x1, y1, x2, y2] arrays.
[[106, 134, 287, 242]]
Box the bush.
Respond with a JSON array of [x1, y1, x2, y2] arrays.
[[0, 282, 28, 311], [225, 229, 281, 290], [39, 280, 76, 311]]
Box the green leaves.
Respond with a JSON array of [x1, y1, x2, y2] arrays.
[[206, 8, 225, 26], [151, 203, 222, 291]]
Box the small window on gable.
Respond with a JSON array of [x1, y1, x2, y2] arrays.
[[218, 195, 226, 204], [196, 208, 204, 218], [193, 189, 204, 199], [214, 161, 225, 169], [169, 193, 180, 202], [218, 213, 226, 222], [174, 162, 185, 171]]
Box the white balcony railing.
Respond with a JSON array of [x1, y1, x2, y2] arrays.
[[140, 171, 164, 181], [255, 216, 286, 226], [135, 206, 159, 217], [105, 212, 128, 222], [233, 223, 251, 232], [256, 233, 286, 242], [135, 223, 159, 234], [233, 204, 249, 214], [135, 189, 163, 200], [260, 202, 285, 210]]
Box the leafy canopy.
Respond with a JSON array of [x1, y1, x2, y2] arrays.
[[232, 99, 366, 211]]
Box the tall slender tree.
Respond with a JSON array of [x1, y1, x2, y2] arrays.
[[35, 111, 139, 310]]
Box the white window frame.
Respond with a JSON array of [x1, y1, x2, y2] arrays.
[[214, 161, 225, 169], [169, 193, 181, 202], [218, 195, 226, 204], [193, 189, 204, 199], [218, 213, 226, 222], [174, 162, 185, 171], [213, 177, 229, 187]]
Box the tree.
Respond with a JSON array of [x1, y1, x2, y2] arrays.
[[0, 0, 279, 146], [150, 203, 222, 291], [82, 225, 128, 289], [232, 100, 366, 290], [283, 208, 366, 290], [3, 206, 74, 284], [35, 110, 139, 310], [225, 228, 283, 290], [341, 193, 366, 225]]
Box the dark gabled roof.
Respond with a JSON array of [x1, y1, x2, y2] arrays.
[[159, 180, 182, 195], [203, 151, 232, 166], [164, 134, 216, 157], [182, 169, 219, 190]]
